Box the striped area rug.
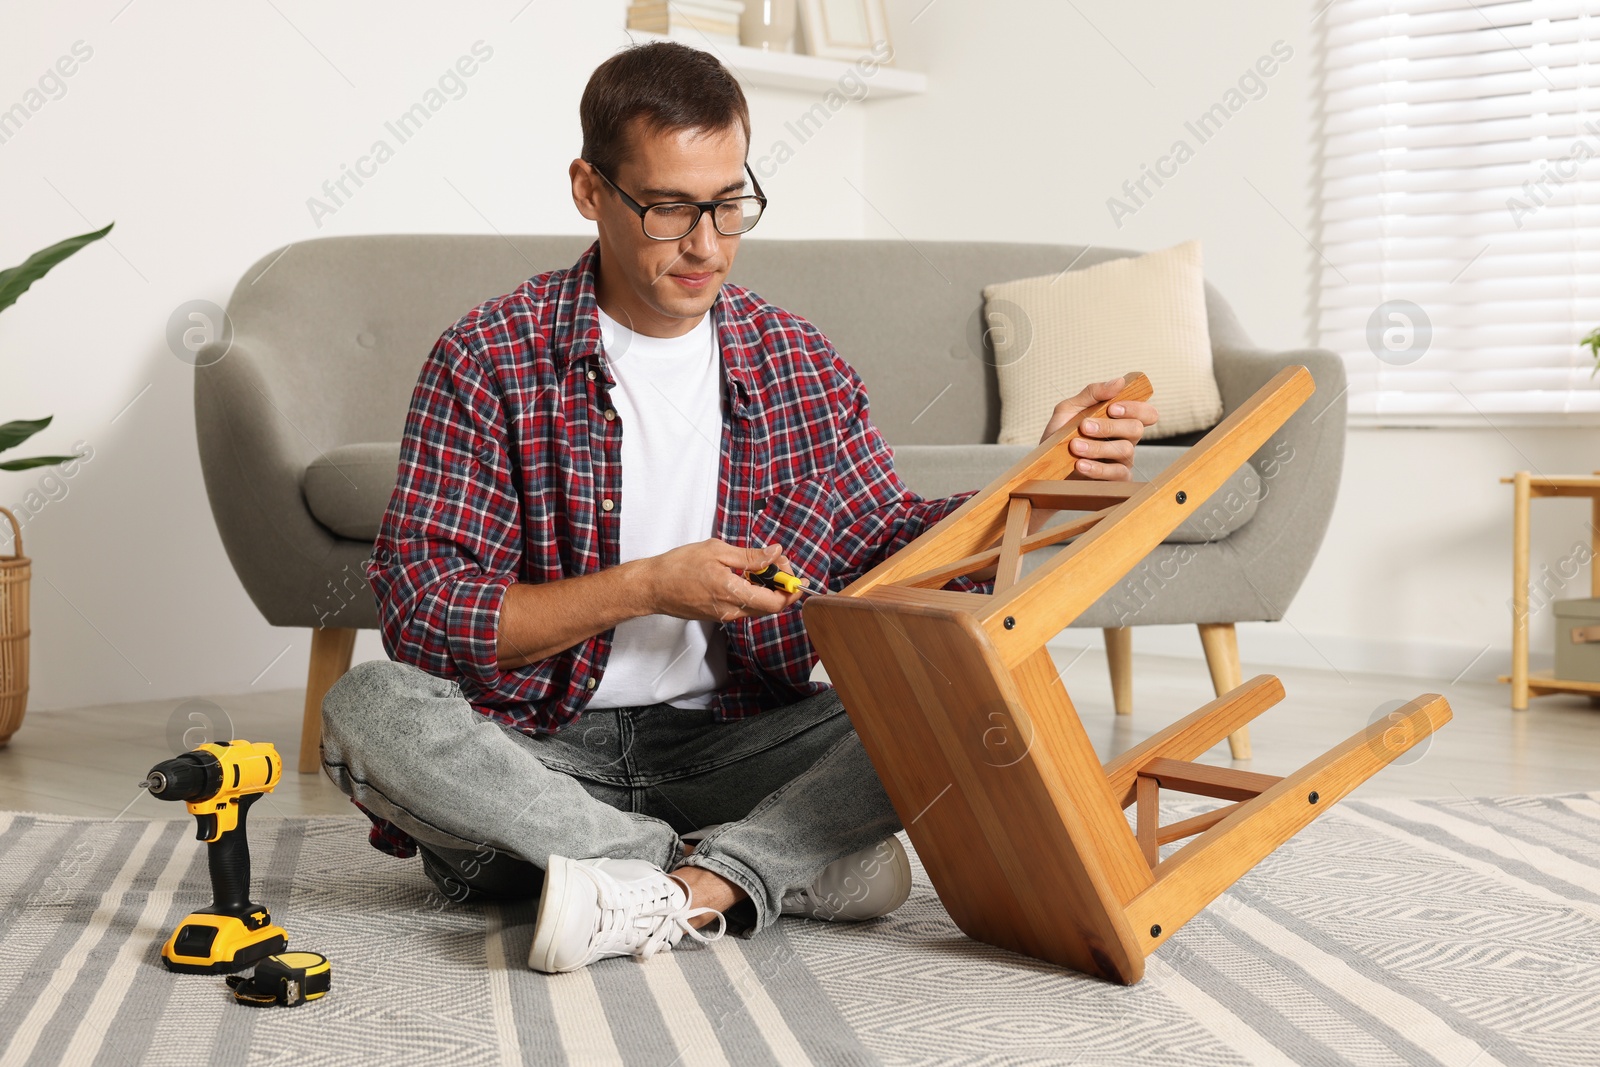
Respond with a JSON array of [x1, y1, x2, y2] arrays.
[[1, 792, 1597, 1066]]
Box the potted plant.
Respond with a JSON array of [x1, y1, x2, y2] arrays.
[[0, 223, 112, 746], [1585, 326, 1600, 377]]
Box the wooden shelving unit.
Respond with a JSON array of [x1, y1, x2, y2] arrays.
[[1509, 671, 1600, 698], [1497, 471, 1600, 707]]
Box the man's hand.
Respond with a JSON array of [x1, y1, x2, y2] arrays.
[[1040, 376, 1160, 481], [642, 539, 804, 622]]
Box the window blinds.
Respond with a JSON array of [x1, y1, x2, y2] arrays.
[[1316, 0, 1600, 419]]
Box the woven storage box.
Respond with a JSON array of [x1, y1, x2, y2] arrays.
[[1554, 597, 1600, 684], [0, 506, 29, 746]]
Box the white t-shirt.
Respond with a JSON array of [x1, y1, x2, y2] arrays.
[[586, 306, 730, 710]]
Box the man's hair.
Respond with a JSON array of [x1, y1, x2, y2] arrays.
[[580, 42, 750, 177]]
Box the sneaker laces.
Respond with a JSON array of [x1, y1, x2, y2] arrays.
[[591, 871, 726, 961]]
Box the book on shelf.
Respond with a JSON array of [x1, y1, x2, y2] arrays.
[[626, 0, 744, 37], [629, 0, 745, 16]]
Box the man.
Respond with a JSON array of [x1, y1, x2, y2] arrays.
[[320, 41, 1157, 974]]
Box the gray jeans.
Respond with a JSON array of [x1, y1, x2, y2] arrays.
[[319, 659, 902, 932]]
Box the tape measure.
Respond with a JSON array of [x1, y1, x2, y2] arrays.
[[224, 951, 331, 1007]]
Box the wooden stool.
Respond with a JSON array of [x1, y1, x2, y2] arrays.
[[803, 367, 1450, 984]]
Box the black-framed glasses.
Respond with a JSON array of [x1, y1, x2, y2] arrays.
[[589, 161, 767, 240]]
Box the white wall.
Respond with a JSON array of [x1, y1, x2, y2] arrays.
[[0, 0, 1572, 713], [1292, 427, 1593, 683], [868, 0, 1313, 351]]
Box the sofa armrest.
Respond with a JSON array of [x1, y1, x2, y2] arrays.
[[1206, 344, 1347, 616], [1213, 345, 1346, 427], [195, 339, 375, 628]]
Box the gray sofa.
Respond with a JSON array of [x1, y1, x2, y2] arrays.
[[194, 235, 1345, 771]]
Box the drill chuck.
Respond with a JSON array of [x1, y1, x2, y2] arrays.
[[143, 751, 223, 802]]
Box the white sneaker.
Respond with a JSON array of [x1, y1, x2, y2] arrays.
[[529, 855, 726, 973], [781, 836, 913, 922]]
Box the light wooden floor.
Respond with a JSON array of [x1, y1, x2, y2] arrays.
[[2, 649, 1597, 821]]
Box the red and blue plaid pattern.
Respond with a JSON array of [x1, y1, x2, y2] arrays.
[[356, 241, 981, 857]]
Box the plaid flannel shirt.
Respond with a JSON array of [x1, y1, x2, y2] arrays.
[[355, 241, 985, 857]]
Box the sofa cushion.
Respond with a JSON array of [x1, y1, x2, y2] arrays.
[[891, 443, 1259, 544], [304, 438, 1261, 547], [982, 239, 1224, 442], [303, 442, 402, 541]]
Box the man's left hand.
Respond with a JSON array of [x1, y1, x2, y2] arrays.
[[1039, 377, 1159, 481]]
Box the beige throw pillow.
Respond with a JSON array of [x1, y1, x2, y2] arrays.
[[982, 240, 1223, 443]]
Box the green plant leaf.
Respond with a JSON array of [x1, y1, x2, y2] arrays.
[[0, 416, 53, 455], [0, 454, 77, 471], [0, 223, 114, 316]]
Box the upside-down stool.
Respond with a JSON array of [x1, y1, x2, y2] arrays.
[[802, 367, 1451, 984]]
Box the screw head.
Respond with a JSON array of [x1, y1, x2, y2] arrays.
[[1175, 490, 1188, 505], [1308, 791, 1320, 804], [1003, 616, 1016, 630], [1149, 924, 1162, 938]]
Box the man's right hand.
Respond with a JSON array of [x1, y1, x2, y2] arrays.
[[643, 539, 804, 622]]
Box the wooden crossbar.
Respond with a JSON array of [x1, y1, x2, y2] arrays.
[[1010, 480, 1143, 511], [1106, 676, 1286, 807], [1133, 788, 1250, 867], [900, 512, 1106, 590], [993, 497, 1032, 594], [842, 374, 1155, 598], [1133, 757, 1281, 866], [1137, 759, 1284, 802], [1156, 803, 1242, 846]]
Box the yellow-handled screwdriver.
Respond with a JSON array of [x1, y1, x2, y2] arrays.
[[745, 562, 812, 595]]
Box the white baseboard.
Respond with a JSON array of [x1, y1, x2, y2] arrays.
[[1045, 623, 1530, 686]]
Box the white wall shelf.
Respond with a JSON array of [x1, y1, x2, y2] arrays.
[[627, 31, 926, 97]]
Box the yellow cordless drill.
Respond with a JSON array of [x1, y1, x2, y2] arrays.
[[141, 740, 289, 973]]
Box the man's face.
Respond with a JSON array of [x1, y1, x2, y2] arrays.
[[572, 121, 751, 337]]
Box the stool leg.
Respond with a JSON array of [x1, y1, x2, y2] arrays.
[[1197, 623, 1251, 759], [1104, 627, 1133, 716], [302, 627, 357, 773]]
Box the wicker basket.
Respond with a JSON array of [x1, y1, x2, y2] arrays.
[[0, 506, 29, 747]]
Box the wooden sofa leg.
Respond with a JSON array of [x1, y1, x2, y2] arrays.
[[302, 626, 357, 774], [1104, 627, 1133, 715], [1197, 623, 1251, 759]]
